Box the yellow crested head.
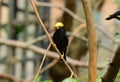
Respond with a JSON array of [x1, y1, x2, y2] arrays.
[[54, 22, 64, 29]]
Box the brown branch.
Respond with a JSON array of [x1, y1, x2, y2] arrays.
[[33, 43, 51, 82], [40, 59, 58, 74], [81, 0, 97, 82], [26, 33, 52, 46], [68, 73, 74, 82], [68, 23, 86, 46], [0, 39, 105, 69], [102, 46, 120, 82], [0, 74, 24, 82]]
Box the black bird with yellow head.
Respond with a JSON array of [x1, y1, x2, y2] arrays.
[[53, 22, 68, 60], [106, 11, 120, 20]]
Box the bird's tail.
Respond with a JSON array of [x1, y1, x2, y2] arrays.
[[64, 54, 66, 61]]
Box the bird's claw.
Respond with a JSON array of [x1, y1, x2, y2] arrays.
[[59, 54, 64, 60]]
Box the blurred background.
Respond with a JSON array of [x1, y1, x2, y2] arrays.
[[0, 0, 120, 82]]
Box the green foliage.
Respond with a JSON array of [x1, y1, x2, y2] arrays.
[[62, 77, 77, 82], [16, 24, 24, 34], [96, 76, 101, 82], [114, 32, 120, 44], [36, 76, 42, 82], [43, 80, 53, 82], [115, 32, 120, 36], [115, 0, 120, 8], [0, 80, 3, 82], [115, 71, 120, 82], [35, 76, 53, 82]]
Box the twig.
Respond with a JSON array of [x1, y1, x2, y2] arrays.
[[33, 43, 51, 82], [81, 0, 97, 82], [26, 33, 52, 46], [0, 74, 24, 82], [40, 59, 58, 74], [68, 73, 74, 82], [68, 23, 86, 46], [63, 59, 78, 80]]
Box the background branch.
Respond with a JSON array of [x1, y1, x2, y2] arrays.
[[33, 43, 51, 82], [0, 74, 24, 82], [81, 0, 97, 82], [102, 46, 120, 82], [0, 39, 105, 69]]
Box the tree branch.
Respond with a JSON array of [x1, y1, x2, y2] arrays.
[[0, 39, 105, 69], [0, 74, 24, 82], [33, 43, 51, 81], [102, 46, 120, 82], [81, 0, 97, 82]]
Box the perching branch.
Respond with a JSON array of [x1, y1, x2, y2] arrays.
[[81, 0, 97, 82]]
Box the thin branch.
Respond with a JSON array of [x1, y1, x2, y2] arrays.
[[40, 59, 58, 74], [68, 73, 74, 82], [63, 58, 78, 80], [26, 33, 52, 46], [0, 74, 24, 82], [68, 23, 86, 46], [33, 43, 51, 82]]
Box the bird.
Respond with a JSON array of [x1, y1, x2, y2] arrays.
[[106, 10, 120, 20], [52, 22, 68, 60]]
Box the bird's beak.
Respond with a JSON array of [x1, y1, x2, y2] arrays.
[[117, 15, 120, 18]]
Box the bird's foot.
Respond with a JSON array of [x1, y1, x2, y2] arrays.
[[59, 54, 64, 60]]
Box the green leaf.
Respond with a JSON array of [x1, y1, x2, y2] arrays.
[[36, 76, 42, 82], [115, 32, 120, 36], [16, 25, 24, 34], [43, 80, 53, 82], [62, 78, 77, 82]]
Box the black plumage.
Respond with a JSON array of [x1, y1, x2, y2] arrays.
[[106, 11, 120, 20], [53, 22, 68, 60]]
